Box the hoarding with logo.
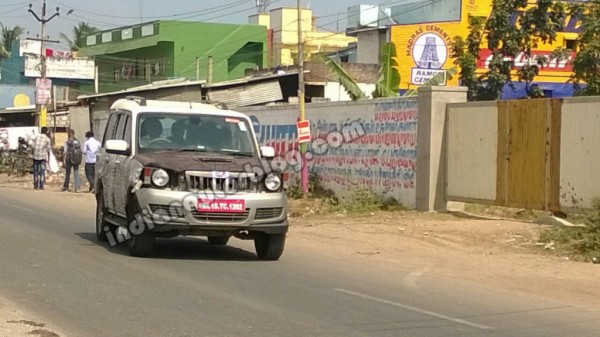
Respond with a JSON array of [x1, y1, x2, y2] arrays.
[[389, 0, 581, 92], [391, 22, 462, 90]]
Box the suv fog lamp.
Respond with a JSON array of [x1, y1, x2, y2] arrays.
[[152, 169, 170, 187], [264, 174, 281, 191]]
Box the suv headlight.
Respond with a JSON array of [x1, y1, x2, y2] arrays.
[[264, 174, 281, 191], [152, 169, 169, 187]]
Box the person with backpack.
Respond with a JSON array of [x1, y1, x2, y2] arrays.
[[62, 129, 82, 192]]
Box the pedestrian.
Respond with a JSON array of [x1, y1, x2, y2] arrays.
[[82, 131, 101, 193], [31, 127, 51, 190], [62, 129, 82, 192]]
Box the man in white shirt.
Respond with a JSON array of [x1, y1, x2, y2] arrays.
[[82, 131, 102, 193]]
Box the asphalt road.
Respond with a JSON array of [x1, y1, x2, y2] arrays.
[[0, 187, 599, 337]]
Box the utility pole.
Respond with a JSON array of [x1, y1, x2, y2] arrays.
[[28, 1, 60, 130], [297, 0, 308, 195]]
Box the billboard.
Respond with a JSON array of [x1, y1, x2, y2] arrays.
[[24, 55, 95, 80], [391, 22, 463, 90], [389, 0, 579, 90]]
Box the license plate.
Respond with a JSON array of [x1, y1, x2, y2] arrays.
[[196, 198, 246, 213]]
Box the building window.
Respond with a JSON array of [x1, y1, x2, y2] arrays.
[[102, 32, 112, 43], [142, 25, 154, 37], [86, 35, 96, 46], [122, 28, 133, 40]]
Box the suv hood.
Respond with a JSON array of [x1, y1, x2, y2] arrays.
[[134, 151, 267, 173]]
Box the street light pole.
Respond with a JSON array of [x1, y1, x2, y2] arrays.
[[28, 0, 60, 130], [297, 0, 308, 196]]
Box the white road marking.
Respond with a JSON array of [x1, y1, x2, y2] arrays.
[[334, 288, 494, 330], [0, 201, 32, 213]]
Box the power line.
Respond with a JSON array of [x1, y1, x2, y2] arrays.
[[53, 0, 248, 20]]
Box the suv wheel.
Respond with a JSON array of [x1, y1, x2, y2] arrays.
[[207, 236, 230, 245], [127, 202, 156, 257], [254, 233, 286, 261], [96, 193, 117, 242]]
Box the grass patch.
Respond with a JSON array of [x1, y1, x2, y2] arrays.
[[537, 198, 600, 262], [285, 173, 407, 216]]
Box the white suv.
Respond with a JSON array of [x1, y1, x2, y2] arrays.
[[95, 96, 288, 259]]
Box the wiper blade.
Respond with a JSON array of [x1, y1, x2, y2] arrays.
[[220, 152, 254, 157], [178, 148, 207, 152]]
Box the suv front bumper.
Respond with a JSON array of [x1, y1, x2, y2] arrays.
[[134, 188, 288, 234]]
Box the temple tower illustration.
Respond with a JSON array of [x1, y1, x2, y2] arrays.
[[417, 37, 441, 69]]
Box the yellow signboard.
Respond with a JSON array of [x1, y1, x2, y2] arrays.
[[390, 0, 581, 91], [391, 22, 464, 90]]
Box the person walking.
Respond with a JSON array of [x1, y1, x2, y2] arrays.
[[82, 131, 101, 193], [62, 129, 83, 192], [31, 127, 52, 190]]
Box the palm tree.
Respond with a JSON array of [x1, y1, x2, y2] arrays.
[[60, 22, 99, 51], [0, 24, 25, 58]]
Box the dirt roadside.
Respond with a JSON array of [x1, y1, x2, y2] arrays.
[[0, 174, 599, 335], [0, 296, 62, 337]]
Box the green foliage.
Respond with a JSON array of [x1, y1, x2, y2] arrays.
[[372, 42, 401, 98], [0, 24, 25, 58], [538, 198, 600, 262], [334, 185, 406, 214], [570, 0, 600, 96], [336, 186, 384, 214], [324, 57, 366, 101], [451, 0, 566, 101], [285, 172, 338, 204], [59, 22, 99, 52], [285, 173, 406, 214]]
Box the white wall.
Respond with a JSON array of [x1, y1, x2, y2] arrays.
[[240, 97, 418, 208], [560, 97, 600, 210], [324, 82, 376, 101], [446, 101, 498, 202]]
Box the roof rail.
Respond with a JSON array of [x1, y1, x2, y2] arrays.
[[125, 96, 147, 106]]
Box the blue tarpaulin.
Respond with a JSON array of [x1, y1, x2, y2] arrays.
[[500, 82, 578, 99]]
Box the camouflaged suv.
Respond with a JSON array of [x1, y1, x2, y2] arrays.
[[95, 96, 288, 259]]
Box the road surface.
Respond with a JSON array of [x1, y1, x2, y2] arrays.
[[0, 187, 598, 337]]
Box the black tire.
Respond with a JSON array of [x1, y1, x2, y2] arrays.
[[127, 201, 155, 257], [207, 236, 230, 245], [254, 233, 286, 261], [96, 193, 117, 242]]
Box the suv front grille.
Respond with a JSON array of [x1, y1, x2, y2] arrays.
[[255, 207, 284, 220], [186, 171, 255, 192], [190, 208, 250, 222]]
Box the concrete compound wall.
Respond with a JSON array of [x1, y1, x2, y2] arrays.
[[239, 97, 419, 208]]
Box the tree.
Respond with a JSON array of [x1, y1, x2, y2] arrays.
[[60, 22, 99, 51], [570, 0, 600, 96], [372, 42, 401, 98], [451, 0, 567, 101], [0, 24, 25, 58]]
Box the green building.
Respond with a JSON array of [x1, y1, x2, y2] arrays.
[[78, 20, 267, 93]]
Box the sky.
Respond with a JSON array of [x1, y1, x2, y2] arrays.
[[0, 0, 400, 51]]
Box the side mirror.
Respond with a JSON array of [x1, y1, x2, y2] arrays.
[[260, 146, 275, 159], [105, 139, 130, 155]]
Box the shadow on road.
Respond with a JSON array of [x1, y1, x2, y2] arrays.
[[75, 232, 260, 261]]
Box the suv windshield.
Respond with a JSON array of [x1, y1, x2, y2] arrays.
[[137, 113, 256, 156]]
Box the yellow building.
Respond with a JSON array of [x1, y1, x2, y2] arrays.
[[250, 7, 357, 67], [389, 0, 580, 97]]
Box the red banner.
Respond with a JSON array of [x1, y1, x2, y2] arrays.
[[478, 50, 576, 72]]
